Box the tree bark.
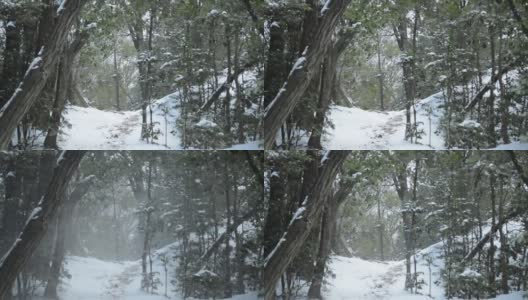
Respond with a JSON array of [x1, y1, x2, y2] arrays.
[[223, 161, 233, 298], [263, 0, 351, 149], [127, 6, 150, 141], [0, 0, 86, 150], [0, 151, 85, 298], [307, 30, 355, 149], [377, 32, 385, 111], [488, 171, 497, 296], [141, 160, 153, 291], [393, 14, 415, 141], [307, 171, 357, 299], [508, 151, 528, 187], [262, 165, 285, 263], [392, 163, 413, 290], [307, 197, 334, 299], [44, 30, 89, 149], [463, 209, 520, 262], [44, 175, 96, 298], [261, 151, 350, 299], [0, 12, 21, 109], [239, 0, 264, 37], [263, 18, 286, 110], [464, 64, 514, 112], [506, 0, 528, 39], [498, 179, 509, 294], [0, 156, 23, 254], [199, 62, 254, 113]]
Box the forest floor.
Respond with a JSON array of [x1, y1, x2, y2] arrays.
[[317, 220, 526, 300], [32, 243, 258, 300], [56, 92, 261, 150], [322, 84, 528, 150]]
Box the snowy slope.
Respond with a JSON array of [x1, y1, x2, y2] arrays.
[[32, 243, 258, 300], [319, 221, 526, 300], [59, 93, 182, 150], [323, 90, 528, 150], [324, 254, 524, 300], [57, 92, 262, 150], [323, 92, 449, 150]]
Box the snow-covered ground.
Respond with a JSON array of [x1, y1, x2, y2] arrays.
[[57, 92, 262, 150], [32, 243, 258, 300], [319, 221, 526, 300], [324, 254, 524, 300], [323, 92, 445, 150], [323, 91, 528, 150]]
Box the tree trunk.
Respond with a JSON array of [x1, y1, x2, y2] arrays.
[[263, 0, 351, 149], [377, 32, 385, 111], [487, 22, 497, 147], [307, 191, 345, 299], [223, 22, 233, 139], [463, 209, 521, 262], [113, 34, 121, 111], [44, 30, 88, 149], [506, 0, 528, 39], [488, 171, 497, 297], [307, 30, 354, 149], [0, 156, 23, 255], [464, 63, 514, 112], [392, 165, 412, 291], [262, 166, 285, 295], [508, 151, 528, 186], [141, 160, 153, 291], [393, 16, 414, 141], [377, 189, 384, 261], [128, 12, 149, 141], [262, 151, 350, 299], [498, 178, 509, 294], [44, 175, 96, 298], [198, 207, 258, 265], [0, 13, 21, 109], [223, 161, 233, 298], [497, 28, 511, 145], [263, 18, 286, 110], [0, 151, 85, 298], [0, 0, 86, 150]]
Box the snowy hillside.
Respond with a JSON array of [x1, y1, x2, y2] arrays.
[[57, 92, 261, 150], [324, 254, 524, 300], [323, 93, 444, 150], [316, 221, 526, 300], [32, 243, 258, 300], [323, 91, 528, 150]]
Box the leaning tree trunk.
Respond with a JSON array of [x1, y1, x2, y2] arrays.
[[44, 30, 89, 149], [307, 30, 355, 149], [198, 207, 259, 265], [263, 0, 351, 149], [307, 197, 338, 299], [44, 174, 95, 299], [262, 150, 350, 299], [0, 151, 85, 298], [463, 209, 521, 263], [308, 170, 358, 298], [0, 0, 86, 150]]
